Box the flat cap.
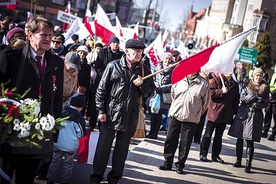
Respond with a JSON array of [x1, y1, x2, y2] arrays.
[[125, 39, 145, 49]]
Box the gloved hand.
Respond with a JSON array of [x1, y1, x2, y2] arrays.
[[222, 86, 228, 94], [156, 87, 162, 94]]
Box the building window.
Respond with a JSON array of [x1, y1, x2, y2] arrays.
[[248, 4, 254, 11], [260, 16, 268, 31]]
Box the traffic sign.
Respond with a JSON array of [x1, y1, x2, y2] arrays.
[[236, 46, 258, 64]]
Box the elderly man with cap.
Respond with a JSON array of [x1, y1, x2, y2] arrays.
[[90, 39, 155, 184], [94, 36, 124, 77]]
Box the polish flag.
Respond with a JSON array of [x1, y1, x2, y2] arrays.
[[171, 26, 256, 84], [115, 16, 124, 37], [84, 9, 94, 39], [77, 131, 99, 163], [94, 4, 115, 45], [63, 1, 71, 31], [6, 0, 19, 11], [27, 11, 34, 22], [133, 22, 139, 40], [162, 28, 168, 48], [169, 37, 175, 52]]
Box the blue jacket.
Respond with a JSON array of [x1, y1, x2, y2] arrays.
[[54, 106, 86, 152]]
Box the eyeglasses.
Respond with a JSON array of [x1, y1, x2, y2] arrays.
[[52, 40, 61, 44]]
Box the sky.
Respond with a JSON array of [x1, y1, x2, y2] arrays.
[[133, 0, 212, 33]]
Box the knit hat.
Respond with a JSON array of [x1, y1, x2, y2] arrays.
[[77, 45, 88, 54], [95, 42, 103, 48], [253, 68, 264, 76], [6, 27, 25, 42], [171, 50, 180, 56], [71, 34, 79, 41], [70, 93, 86, 108], [65, 51, 81, 70], [109, 36, 120, 44], [125, 39, 146, 49]]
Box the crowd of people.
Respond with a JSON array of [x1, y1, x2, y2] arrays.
[[0, 14, 275, 184]]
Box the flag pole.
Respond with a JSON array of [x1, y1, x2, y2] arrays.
[[142, 60, 180, 80]]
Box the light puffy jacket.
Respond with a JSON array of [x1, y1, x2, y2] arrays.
[[169, 74, 210, 123]]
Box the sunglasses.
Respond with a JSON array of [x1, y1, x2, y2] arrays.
[[52, 40, 61, 44]]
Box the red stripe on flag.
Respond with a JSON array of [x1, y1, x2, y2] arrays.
[[172, 44, 219, 84], [94, 20, 115, 46], [77, 131, 91, 163]]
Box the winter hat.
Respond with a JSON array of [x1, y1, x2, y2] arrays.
[[109, 36, 120, 44], [95, 42, 103, 48], [253, 68, 264, 76], [70, 93, 86, 108], [171, 50, 180, 56], [65, 51, 81, 70], [6, 27, 25, 42], [71, 34, 79, 41], [125, 39, 146, 49], [77, 45, 88, 54]]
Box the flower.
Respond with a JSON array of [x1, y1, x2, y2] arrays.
[[0, 84, 64, 148]]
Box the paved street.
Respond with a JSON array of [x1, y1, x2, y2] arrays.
[[36, 116, 276, 184]]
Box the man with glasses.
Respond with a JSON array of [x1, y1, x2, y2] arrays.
[[51, 32, 68, 59], [90, 39, 155, 184], [0, 15, 64, 184]]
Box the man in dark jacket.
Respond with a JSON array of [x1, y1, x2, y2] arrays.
[[94, 36, 124, 77], [0, 16, 64, 184], [90, 39, 155, 184]]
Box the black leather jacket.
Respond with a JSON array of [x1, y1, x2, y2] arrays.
[[96, 55, 155, 132]]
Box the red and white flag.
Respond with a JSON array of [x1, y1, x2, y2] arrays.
[[84, 9, 94, 39], [133, 22, 139, 40], [162, 28, 168, 48], [115, 16, 124, 37], [145, 32, 164, 68], [77, 131, 99, 163], [27, 11, 34, 22], [94, 4, 115, 45], [169, 36, 175, 52], [171, 26, 256, 84], [63, 1, 71, 31]]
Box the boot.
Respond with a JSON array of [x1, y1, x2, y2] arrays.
[[233, 140, 243, 167], [267, 131, 275, 141], [244, 147, 253, 173]]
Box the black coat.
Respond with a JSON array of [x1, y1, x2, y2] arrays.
[[94, 47, 124, 77], [228, 79, 269, 142], [96, 55, 155, 132], [0, 44, 64, 158]]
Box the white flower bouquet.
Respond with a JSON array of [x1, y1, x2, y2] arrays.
[[0, 84, 64, 148]]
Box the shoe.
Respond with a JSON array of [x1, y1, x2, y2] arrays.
[[200, 155, 208, 162], [176, 168, 184, 174], [146, 134, 157, 139], [212, 157, 225, 164], [159, 127, 167, 131], [268, 134, 275, 141], [159, 165, 172, 170], [261, 132, 268, 138], [244, 162, 251, 173], [233, 161, 241, 167]]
